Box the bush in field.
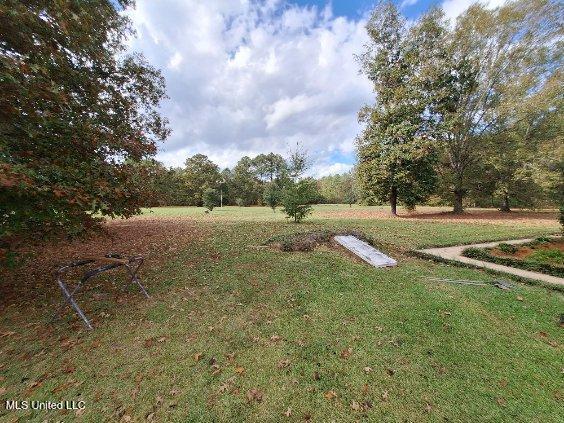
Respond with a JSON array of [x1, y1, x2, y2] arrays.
[[281, 179, 317, 223], [263, 182, 282, 211], [202, 188, 219, 212], [280, 144, 317, 223]]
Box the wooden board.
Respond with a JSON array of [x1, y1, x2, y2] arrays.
[[334, 235, 397, 268]]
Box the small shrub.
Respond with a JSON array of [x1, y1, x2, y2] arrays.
[[534, 236, 551, 244], [263, 182, 281, 212], [498, 243, 517, 254], [202, 188, 219, 211], [281, 179, 316, 223]]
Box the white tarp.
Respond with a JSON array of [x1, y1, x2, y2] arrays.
[[334, 235, 397, 268]]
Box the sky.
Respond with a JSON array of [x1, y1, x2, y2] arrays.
[[126, 0, 506, 177]]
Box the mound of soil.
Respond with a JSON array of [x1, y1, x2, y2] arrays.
[[264, 230, 376, 252]]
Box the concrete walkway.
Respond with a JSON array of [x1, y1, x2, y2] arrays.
[[417, 238, 564, 287]]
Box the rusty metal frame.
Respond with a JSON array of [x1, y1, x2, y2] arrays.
[[53, 254, 149, 330]]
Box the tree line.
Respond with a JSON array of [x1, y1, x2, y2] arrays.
[[356, 0, 563, 215], [132, 152, 358, 210]]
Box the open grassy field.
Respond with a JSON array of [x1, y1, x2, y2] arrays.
[[0, 205, 562, 422]]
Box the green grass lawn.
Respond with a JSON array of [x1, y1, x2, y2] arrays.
[[0, 206, 562, 422]]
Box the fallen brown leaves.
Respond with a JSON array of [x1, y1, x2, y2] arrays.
[[247, 388, 263, 403], [350, 400, 373, 411], [324, 390, 337, 400], [0, 217, 203, 307], [277, 359, 291, 369], [340, 347, 353, 359], [316, 208, 557, 226], [211, 364, 221, 376]]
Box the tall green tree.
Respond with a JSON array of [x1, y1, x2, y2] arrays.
[[316, 172, 357, 205], [251, 153, 288, 184], [130, 160, 189, 207], [433, 0, 563, 213], [342, 172, 358, 207], [232, 156, 262, 206], [477, 95, 562, 212], [183, 154, 220, 206], [356, 2, 438, 215], [0, 0, 169, 238]]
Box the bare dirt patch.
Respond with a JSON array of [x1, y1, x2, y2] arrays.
[[0, 217, 205, 307], [490, 239, 564, 262], [318, 208, 558, 226]]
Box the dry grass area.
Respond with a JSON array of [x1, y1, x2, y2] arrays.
[[316, 207, 558, 226]]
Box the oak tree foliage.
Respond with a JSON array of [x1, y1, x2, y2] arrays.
[[0, 0, 170, 238]]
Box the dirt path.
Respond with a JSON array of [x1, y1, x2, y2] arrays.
[[417, 238, 564, 287]]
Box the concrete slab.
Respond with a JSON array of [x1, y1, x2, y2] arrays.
[[334, 235, 397, 268], [417, 238, 563, 287]]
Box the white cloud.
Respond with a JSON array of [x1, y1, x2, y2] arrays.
[[167, 52, 183, 70], [125, 0, 372, 177], [441, 0, 508, 23], [400, 0, 420, 9], [310, 162, 353, 178]]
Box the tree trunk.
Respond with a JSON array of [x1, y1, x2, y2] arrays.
[[390, 186, 398, 216], [500, 194, 511, 212], [453, 190, 464, 214]]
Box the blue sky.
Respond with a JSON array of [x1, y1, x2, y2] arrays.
[[291, 0, 439, 20], [126, 0, 504, 176]]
